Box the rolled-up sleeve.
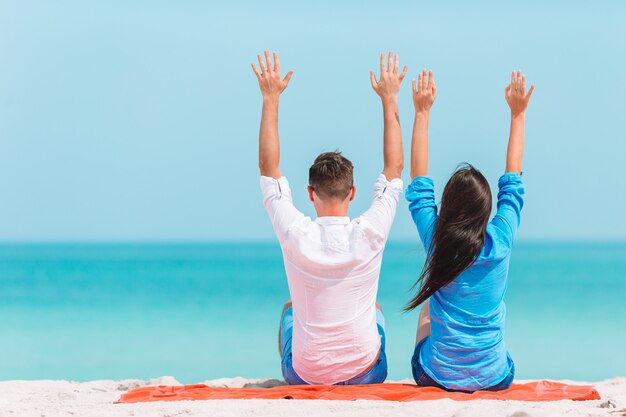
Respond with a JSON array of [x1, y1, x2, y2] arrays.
[[491, 172, 525, 244], [359, 174, 404, 238], [405, 177, 438, 251], [260, 176, 305, 245]]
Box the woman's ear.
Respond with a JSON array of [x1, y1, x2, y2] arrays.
[[307, 185, 315, 202], [349, 186, 356, 201]]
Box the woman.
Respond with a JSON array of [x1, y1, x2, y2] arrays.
[[405, 69, 533, 392]]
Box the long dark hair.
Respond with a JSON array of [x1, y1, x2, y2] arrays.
[[404, 164, 493, 312]]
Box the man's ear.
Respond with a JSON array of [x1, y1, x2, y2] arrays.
[[348, 186, 356, 202], [307, 185, 315, 202]]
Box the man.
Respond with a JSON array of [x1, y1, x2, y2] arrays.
[[251, 51, 407, 385]]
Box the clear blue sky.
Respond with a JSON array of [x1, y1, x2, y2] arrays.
[[0, 1, 624, 242]]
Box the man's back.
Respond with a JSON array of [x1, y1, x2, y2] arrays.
[[261, 174, 402, 384]]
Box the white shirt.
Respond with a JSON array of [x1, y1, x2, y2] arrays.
[[260, 174, 403, 385]]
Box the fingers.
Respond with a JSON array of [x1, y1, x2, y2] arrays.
[[379, 51, 405, 78], [274, 52, 280, 73], [283, 70, 294, 84], [251, 63, 261, 80], [399, 65, 408, 82], [513, 71, 517, 92], [511, 70, 531, 93], [256, 51, 286, 78], [264, 50, 272, 72], [508, 70, 533, 100], [380, 53, 385, 75], [415, 69, 435, 93], [370, 71, 378, 90], [415, 69, 436, 105]]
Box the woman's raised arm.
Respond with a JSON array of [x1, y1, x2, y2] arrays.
[[504, 70, 534, 174]]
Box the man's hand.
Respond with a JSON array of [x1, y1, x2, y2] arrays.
[[505, 70, 534, 118], [370, 52, 407, 102], [412, 69, 436, 115], [371, 52, 406, 180], [252, 51, 294, 100]]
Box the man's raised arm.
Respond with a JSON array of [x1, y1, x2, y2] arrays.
[[251, 51, 294, 179], [370, 52, 407, 180]]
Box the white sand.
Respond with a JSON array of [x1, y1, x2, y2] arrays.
[[0, 376, 624, 417]]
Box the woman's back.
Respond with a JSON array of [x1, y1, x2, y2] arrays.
[[406, 173, 524, 390]]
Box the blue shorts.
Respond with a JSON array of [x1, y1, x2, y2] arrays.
[[279, 307, 388, 385], [411, 336, 515, 392]]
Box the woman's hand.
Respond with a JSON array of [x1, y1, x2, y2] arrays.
[[412, 69, 436, 115], [505, 70, 534, 118]]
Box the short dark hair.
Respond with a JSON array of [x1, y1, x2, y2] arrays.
[[308, 151, 354, 201]]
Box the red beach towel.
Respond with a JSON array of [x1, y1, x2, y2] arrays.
[[118, 381, 600, 403]]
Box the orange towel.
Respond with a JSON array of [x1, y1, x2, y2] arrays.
[[118, 381, 600, 403]]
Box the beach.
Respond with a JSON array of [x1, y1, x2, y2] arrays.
[[0, 376, 624, 417], [1, 243, 624, 416]]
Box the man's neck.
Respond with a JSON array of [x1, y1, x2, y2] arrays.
[[315, 206, 349, 217]]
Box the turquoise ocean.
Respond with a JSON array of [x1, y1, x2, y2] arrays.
[[1, 242, 624, 383]]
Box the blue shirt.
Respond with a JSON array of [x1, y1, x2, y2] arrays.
[[405, 172, 525, 391]]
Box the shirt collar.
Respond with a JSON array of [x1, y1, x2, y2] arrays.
[[315, 216, 350, 225]]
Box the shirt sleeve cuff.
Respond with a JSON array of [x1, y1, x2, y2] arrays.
[[405, 176, 435, 201], [260, 175, 290, 199], [498, 172, 523, 187], [378, 174, 404, 190], [377, 173, 404, 191]]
